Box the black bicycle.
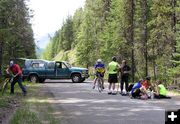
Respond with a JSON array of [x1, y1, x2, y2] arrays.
[[96, 73, 103, 92]]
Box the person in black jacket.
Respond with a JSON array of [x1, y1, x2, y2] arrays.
[[120, 60, 131, 94]]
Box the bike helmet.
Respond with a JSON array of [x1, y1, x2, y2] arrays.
[[97, 59, 102, 63], [112, 56, 117, 62]]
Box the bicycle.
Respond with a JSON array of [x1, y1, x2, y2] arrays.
[[1, 74, 13, 95], [96, 73, 103, 92]]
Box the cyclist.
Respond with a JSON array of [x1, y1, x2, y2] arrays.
[[107, 56, 120, 95], [92, 59, 105, 89], [6, 60, 27, 96]]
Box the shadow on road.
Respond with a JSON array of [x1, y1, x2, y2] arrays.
[[44, 79, 91, 84]]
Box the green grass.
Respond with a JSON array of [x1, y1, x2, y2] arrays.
[[10, 107, 42, 124], [0, 80, 60, 124], [10, 83, 59, 124], [0, 96, 12, 108]]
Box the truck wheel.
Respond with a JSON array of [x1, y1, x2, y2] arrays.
[[72, 74, 81, 83], [81, 78, 85, 83], [29, 75, 39, 83]]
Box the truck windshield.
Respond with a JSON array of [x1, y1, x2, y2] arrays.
[[65, 62, 72, 68]]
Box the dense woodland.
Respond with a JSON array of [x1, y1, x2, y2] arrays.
[[0, 0, 36, 71], [43, 0, 180, 84]]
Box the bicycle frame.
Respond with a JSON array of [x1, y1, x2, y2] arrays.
[[1, 75, 13, 95], [96, 73, 103, 92]]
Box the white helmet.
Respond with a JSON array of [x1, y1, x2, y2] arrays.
[[97, 59, 102, 63]]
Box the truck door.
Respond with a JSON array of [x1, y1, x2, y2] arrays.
[[46, 62, 56, 78], [55, 62, 70, 78]]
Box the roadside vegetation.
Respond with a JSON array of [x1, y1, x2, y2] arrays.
[[43, 0, 180, 87], [0, 82, 59, 124]]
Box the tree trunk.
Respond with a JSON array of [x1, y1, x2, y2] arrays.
[[171, 0, 177, 68], [171, 0, 176, 52], [141, 0, 148, 76], [0, 40, 3, 72], [130, 0, 135, 83], [103, 0, 111, 21], [153, 45, 157, 80]]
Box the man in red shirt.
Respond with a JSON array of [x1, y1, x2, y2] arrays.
[[6, 60, 27, 96]]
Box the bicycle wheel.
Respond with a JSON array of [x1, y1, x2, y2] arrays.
[[97, 78, 103, 92], [2, 79, 9, 95]]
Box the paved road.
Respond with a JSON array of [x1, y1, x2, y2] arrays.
[[42, 80, 180, 124]]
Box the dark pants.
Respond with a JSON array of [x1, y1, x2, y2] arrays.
[[154, 94, 171, 99], [121, 75, 129, 91], [128, 84, 134, 92], [11, 76, 26, 94], [132, 89, 141, 98]]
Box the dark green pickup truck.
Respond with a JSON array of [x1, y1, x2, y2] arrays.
[[22, 59, 89, 83]]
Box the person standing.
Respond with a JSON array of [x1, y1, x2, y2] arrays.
[[120, 60, 131, 95], [6, 60, 27, 96], [107, 56, 120, 95]]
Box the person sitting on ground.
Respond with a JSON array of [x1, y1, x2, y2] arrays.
[[140, 76, 151, 91], [138, 76, 152, 100], [92, 59, 105, 89], [154, 80, 171, 99], [130, 79, 143, 98]]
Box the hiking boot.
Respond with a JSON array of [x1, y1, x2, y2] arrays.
[[112, 91, 117, 95], [108, 91, 112, 95]]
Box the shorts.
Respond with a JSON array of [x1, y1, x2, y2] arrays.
[[96, 72, 104, 77], [108, 74, 118, 83]]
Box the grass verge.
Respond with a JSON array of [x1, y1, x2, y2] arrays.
[[9, 82, 59, 124]]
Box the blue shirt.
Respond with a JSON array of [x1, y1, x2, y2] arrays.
[[94, 63, 105, 73], [94, 63, 105, 69], [130, 81, 141, 94]]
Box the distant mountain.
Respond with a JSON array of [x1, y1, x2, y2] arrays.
[[36, 47, 44, 59]]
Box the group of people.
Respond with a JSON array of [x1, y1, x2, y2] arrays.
[[130, 78, 171, 99], [93, 56, 171, 99], [93, 56, 131, 95]]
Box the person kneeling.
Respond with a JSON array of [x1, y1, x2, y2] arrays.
[[154, 80, 171, 99]]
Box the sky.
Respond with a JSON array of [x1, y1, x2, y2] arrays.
[[28, 0, 85, 48]]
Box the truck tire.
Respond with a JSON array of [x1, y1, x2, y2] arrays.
[[29, 75, 39, 83], [81, 78, 85, 83], [72, 74, 81, 83]]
